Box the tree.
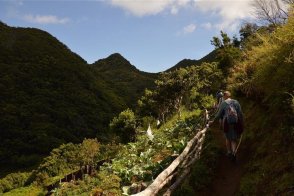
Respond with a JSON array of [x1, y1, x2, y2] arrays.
[[138, 68, 196, 122], [239, 23, 259, 42], [110, 109, 137, 143], [78, 139, 100, 167], [211, 31, 242, 76], [252, 0, 292, 26], [138, 63, 223, 122], [239, 23, 260, 49]]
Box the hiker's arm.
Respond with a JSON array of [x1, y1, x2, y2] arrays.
[[209, 102, 225, 125], [214, 102, 226, 121]]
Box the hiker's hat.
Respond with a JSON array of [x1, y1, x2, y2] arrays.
[[216, 91, 223, 99]]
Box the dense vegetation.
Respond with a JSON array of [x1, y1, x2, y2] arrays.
[[0, 22, 156, 170], [0, 59, 223, 195], [202, 5, 294, 194], [229, 8, 294, 194]]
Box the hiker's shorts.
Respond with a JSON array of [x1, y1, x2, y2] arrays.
[[224, 128, 240, 141]]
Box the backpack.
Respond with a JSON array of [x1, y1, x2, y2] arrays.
[[224, 100, 238, 124]]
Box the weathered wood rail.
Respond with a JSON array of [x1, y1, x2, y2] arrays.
[[132, 110, 210, 196]]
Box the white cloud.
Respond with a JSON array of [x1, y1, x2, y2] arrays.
[[201, 22, 212, 30], [195, 0, 254, 31], [110, 0, 171, 16], [108, 0, 256, 31], [23, 14, 70, 24], [177, 23, 196, 35], [109, 0, 254, 20], [110, 0, 190, 16], [171, 6, 179, 15], [183, 23, 196, 34]]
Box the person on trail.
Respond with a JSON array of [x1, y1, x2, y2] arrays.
[[214, 90, 224, 129], [209, 90, 243, 161], [214, 90, 224, 110]]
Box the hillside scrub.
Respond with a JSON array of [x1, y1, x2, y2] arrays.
[[0, 172, 31, 193], [173, 129, 220, 195], [29, 109, 208, 195], [227, 7, 294, 195], [0, 59, 223, 194], [237, 98, 294, 195], [1, 116, 215, 193], [229, 7, 294, 114]]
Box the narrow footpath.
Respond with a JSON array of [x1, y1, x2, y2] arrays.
[[200, 125, 248, 196]]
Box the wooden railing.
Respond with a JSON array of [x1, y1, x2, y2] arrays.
[[132, 109, 210, 196]]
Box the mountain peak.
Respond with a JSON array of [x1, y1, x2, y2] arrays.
[[104, 53, 130, 64], [93, 53, 137, 71], [107, 53, 125, 59]]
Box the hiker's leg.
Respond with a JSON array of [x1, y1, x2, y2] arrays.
[[231, 140, 237, 154], [230, 140, 238, 162], [225, 138, 232, 153]]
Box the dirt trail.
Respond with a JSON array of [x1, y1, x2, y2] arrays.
[[200, 125, 248, 196]]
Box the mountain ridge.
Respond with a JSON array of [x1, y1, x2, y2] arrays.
[[166, 49, 217, 71], [1, 21, 216, 73]]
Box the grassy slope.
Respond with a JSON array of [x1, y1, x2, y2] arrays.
[[238, 97, 294, 195], [173, 96, 294, 195]]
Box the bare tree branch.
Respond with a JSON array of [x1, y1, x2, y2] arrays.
[[252, 0, 291, 26], [282, 0, 294, 4]]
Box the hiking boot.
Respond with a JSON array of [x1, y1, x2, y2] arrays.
[[226, 152, 234, 161], [226, 152, 233, 157], [231, 154, 237, 162]]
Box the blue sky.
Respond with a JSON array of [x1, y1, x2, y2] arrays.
[[0, 0, 256, 73]]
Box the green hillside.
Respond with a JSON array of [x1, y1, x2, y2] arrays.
[[92, 53, 157, 108], [0, 22, 153, 169]]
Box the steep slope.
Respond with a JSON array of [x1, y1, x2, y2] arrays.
[[92, 53, 158, 108], [0, 23, 127, 167]]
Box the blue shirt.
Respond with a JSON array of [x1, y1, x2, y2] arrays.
[[213, 98, 243, 121]]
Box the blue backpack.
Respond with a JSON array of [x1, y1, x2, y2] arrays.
[[224, 100, 238, 124]]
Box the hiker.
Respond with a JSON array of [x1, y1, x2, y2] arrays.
[[209, 90, 243, 161], [214, 90, 224, 110], [214, 90, 224, 129]]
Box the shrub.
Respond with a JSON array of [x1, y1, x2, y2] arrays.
[[0, 172, 31, 193], [110, 108, 137, 143]]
